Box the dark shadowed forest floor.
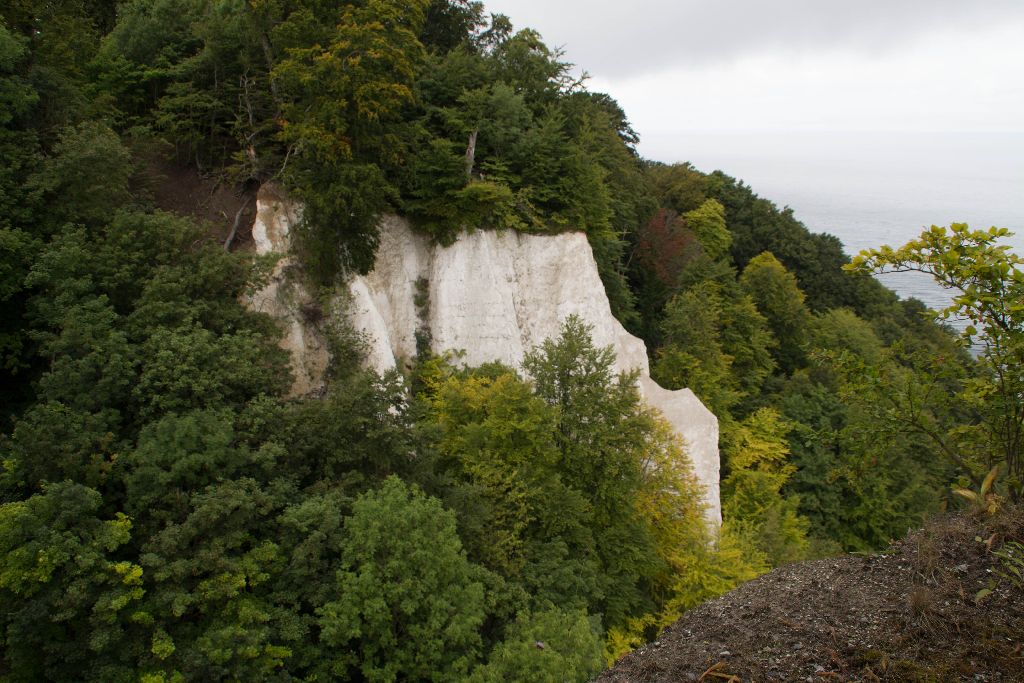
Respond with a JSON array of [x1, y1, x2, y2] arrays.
[[597, 508, 1024, 682]]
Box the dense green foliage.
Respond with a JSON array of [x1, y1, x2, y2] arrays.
[[1, 0, 1009, 678], [629, 161, 985, 556], [849, 224, 1024, 500]]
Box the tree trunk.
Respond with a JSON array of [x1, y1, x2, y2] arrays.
[[464, 128, 478, 180], [259, 32, 281, 105], [244, 0, 281, 106], [224, 195, 253, 252]]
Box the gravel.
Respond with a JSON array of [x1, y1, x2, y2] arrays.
[[595, 508, 1024, 682]]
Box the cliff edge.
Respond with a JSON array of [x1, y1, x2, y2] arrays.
[[246, 184, 721, 523]]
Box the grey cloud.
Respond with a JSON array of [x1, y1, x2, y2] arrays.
[[485, 0, 1024, 76]]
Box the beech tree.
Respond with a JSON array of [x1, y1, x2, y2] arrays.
[[654, 276, 775, 417], [523, 316, 663, 628], [654, 283, 739, 417], [419, 365, 578, 581], [318, 476, 488, 681], [684, 198, 730, 260], [0, 483, 141, 681], [471, 608, 604, 683], [274, 0, 430, 278], [721, 408, 809, 566], [740, 251, 812, 374], [849, 224, 1024, 499]]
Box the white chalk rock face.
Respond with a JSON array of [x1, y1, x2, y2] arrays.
[[250, 185, 720, 523], [245, 185, 329, 398]]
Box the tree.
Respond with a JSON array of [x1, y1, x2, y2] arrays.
[[21, 209, 289, 428], [653, 283, 739, 417], [740, 251, 812, 374], [471, 608, 604, 683], [654, 276, 775, 417], [606, 411, 766, 659], [808, 308, 883, 365], [420, 0, 485, 53], [318, 476, 488, 681], [707, 171, 894, 314], [0, 483, 142, 681], [684, 198, 730, 261], [419, 365, 588, 584], [522, 316, 644, 518], [404, 65, 537, 242], [275, 0, 429, 165], [773, 372, 849, 549], [488, 28, 572, 107], [274, 0, 430, 278], [721, 408, 809, 566], [629, 207, 698, 342], [804, 335, 967, 550], [848, 224, 1024, 498], [646, 161, 708, 214], [522, 316, 665, 629]]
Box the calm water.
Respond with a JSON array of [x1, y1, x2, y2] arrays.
[[640, 131, 1024, 316]]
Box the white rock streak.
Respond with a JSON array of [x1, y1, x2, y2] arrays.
[[248, 185, 721, 523], [246, 185, 329, 397]]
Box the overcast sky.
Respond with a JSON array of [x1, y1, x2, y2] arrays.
[[483, 1, 1024, 137]]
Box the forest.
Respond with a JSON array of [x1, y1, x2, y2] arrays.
[[1, 0, 1022, 680]]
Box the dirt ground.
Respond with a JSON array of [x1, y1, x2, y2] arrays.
[[596, 508, 1024, 682], [137, 154, 257, 251]]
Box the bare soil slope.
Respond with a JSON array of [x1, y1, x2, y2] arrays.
[[138, 155, 257, 250], [597, 509, 1023, 682]]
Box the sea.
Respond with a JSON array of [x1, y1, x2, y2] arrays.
[[639, 131, 1024, 321]]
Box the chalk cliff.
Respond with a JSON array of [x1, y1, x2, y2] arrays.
[[247, 185, 721, 523], [245, 185, 330, 397]]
